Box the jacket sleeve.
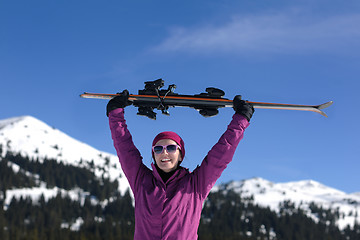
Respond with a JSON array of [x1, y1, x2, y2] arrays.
[[193, 113, 250, 200], [108, 108, 147, 193]]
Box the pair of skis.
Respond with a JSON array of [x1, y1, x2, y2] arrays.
[[80, 79, 333, 120]]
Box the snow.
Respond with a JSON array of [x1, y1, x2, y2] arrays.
[[70, 218, 84, 231], [213, 177, 360, 230], [0, 115, 130, 196], [0, 116, 108, 166], [4, 185, 92, 209], [61, 217, 84, 231]]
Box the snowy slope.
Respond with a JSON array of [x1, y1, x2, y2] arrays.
[[212, 177, 360, 229], [0, 115, 130, 197]]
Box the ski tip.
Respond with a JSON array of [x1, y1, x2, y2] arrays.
[[317, 101, 333, 110], [316, 101, 333, 117]]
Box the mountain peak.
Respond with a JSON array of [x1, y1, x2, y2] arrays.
[[213, 178, 360, 230], [1, 115, 97, 162], [0, 115, 130, 195], [0, 115, 35, 128]]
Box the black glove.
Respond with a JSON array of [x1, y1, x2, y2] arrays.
[[106, 90, 132, 116], [233, 95, 254, 122]]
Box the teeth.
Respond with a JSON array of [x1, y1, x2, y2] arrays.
[[161, 159, 171, 162]]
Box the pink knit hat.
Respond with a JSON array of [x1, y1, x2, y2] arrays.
[[152, 131, 185, 158]]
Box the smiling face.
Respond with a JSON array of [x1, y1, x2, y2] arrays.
[[153, 139, 182, 173]]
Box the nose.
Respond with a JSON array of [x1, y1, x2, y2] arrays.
[[162, 148, 169, 154]]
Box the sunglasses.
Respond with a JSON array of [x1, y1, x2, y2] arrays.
[[152, 144, 181, 154]]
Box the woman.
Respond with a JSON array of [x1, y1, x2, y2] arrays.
[[107, 90, 254, 240]]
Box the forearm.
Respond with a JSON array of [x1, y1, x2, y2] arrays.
[[196, 113, 250, 198], [209, 113, 250, 162], [108, 108, 143, 189]]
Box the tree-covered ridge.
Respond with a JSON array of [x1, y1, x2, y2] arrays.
[[1, 191, 135, 240], [199, 188, 360, 240], [1, 150, 359, 240], [0, 151, 134, 240], [4, 153, 118, 201]]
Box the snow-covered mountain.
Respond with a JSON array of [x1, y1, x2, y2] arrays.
[[212, 177, 360, 230], [1, 115, 359, 231], [0, 115, 131, 205]]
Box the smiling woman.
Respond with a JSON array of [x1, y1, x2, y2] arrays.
[[107, 91, 254, 240]]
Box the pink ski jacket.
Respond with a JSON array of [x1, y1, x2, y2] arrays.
[[109, 108, 250, 240]]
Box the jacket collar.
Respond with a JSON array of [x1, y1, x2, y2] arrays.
[[151, 163, 188, 184]]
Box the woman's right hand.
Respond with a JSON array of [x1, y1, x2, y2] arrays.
[[106, 90, 132, 116]]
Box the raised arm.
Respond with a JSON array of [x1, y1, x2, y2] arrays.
[[107, 91, 146, 192], [194, 96, 254, 199]]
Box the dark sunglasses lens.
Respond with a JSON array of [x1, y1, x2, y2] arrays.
[[166, 145, 177, 153], [153, 146, 164, 154]]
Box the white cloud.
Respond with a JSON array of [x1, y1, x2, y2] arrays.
[[153, 13, 360, 56]]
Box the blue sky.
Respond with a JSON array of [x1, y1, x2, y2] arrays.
[[1, 0, 359, 193]]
